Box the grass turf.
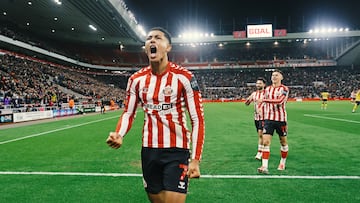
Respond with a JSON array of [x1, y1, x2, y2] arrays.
[[0, 101, 359, 202]]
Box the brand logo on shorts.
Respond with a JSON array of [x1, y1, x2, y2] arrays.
[[178, 181, 186, 189]]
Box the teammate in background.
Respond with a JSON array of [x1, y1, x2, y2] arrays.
[[106, 27, 205, 203], [320, 91, 330, 110], [352, 89, 360, 113], [256, 69, 289, 174], [245, 77, 266, 160]]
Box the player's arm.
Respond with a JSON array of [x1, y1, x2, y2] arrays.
[[183, 75, 205, 178], [106, 77, 139, 149], [263, 87, 289, 104], [245, 92, 254, 106]]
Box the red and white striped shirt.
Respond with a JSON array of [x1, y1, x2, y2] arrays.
[[263, 84, 289, 122], [115, 62, 205, 160], [246, 90, 265, 121]]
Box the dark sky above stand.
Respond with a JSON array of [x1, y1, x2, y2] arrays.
[[125, 0, 360, 35]]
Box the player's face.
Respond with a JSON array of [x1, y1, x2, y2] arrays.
[[145, 30, 172, 62], [255, 80, 265, 90], [271, 71, 283, 84]]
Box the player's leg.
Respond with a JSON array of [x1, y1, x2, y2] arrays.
[[141, 148, 165, 202], [255, 129, 264, 160], [276, 122, 288, 170], [258, 120, 273, 174], [161, 149, 190, 203], [255, 120, 264, 160], [352, 102, 359, 113], [258, 133, 271, 174], [324, 100, 328, 110]]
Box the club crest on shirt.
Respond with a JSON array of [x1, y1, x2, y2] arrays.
[[163, 85, 173, 96]]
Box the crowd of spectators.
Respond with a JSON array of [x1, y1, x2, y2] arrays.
[[0, 54, 126, 110], [193, 65, 360, 100], [1, 51, 359, 111]]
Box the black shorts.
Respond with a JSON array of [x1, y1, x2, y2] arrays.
[[356, 101, 360, 105], [254, 120, 265, 132], [141, 147, 190, 194], [322, 99, 328, 102], [263, 120, 287, 136]]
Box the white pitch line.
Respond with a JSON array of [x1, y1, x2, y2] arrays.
[[0, 171, 359, 180], [0, 115, 119, 145], [304, 114, 360, 124]]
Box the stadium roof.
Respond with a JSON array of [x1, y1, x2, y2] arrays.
[[0, 0, 145, 46]]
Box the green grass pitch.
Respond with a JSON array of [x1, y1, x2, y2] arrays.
[[0, 101, 359, 202]]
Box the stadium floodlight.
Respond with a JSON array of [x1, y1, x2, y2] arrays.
[[26, 22, 30, 26], [71, 27, 75, 31], [28, 1, 32, 5], [89, 24, 97, 31], [54, 0, 62, 5], [137, 24, 146, 36], [51, 29, 55, 33], [3, 12, 6, 16], [54, 17, 58, 21]]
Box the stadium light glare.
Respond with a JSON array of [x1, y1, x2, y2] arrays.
[[345, 28, 349, 31], [54, 17, 58, 21], [137, 24, 146, 36], [28, 1, 32, 5], [54, 0, 62, 5], [71, 27, 75, 31], [51, 29, 55, 33], [3, 12, 6, 16], [89, 24, 97, 31], [246, 42, 251, 46], [26, 22, 30, 26]]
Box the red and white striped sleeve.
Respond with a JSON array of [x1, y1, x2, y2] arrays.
[[263, 85, 289, 104], [181, 73, 205, 161], [115, 76, 139, 137]]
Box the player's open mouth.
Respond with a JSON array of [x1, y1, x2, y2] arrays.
[[150, 46, 157, 58]]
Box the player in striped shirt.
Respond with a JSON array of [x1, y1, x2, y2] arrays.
[[256, 69, 289, 174], [245, 77, 266, 160], [106, 27, 205, 203]]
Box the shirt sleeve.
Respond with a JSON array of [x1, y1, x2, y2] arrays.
[[183, 74, 205, 161], [115, 77, 139, 137], [263, 86, 289, 104]]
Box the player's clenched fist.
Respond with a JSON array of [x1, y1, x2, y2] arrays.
[[106, 132, 123, 149], [187, 159, 201, 178]]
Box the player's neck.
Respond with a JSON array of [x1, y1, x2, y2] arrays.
[[151, 58, 169, 75], [272, 82, 281, 87]]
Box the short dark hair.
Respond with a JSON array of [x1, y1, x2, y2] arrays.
[[150, 27, 172, 44], [257, 77, 267, 84], [273, 69, 283, 75]]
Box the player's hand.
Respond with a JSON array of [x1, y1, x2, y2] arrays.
[[188, 159, 201, 178], [245, 100, 251, 106], [106, 132, 123, 149]]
